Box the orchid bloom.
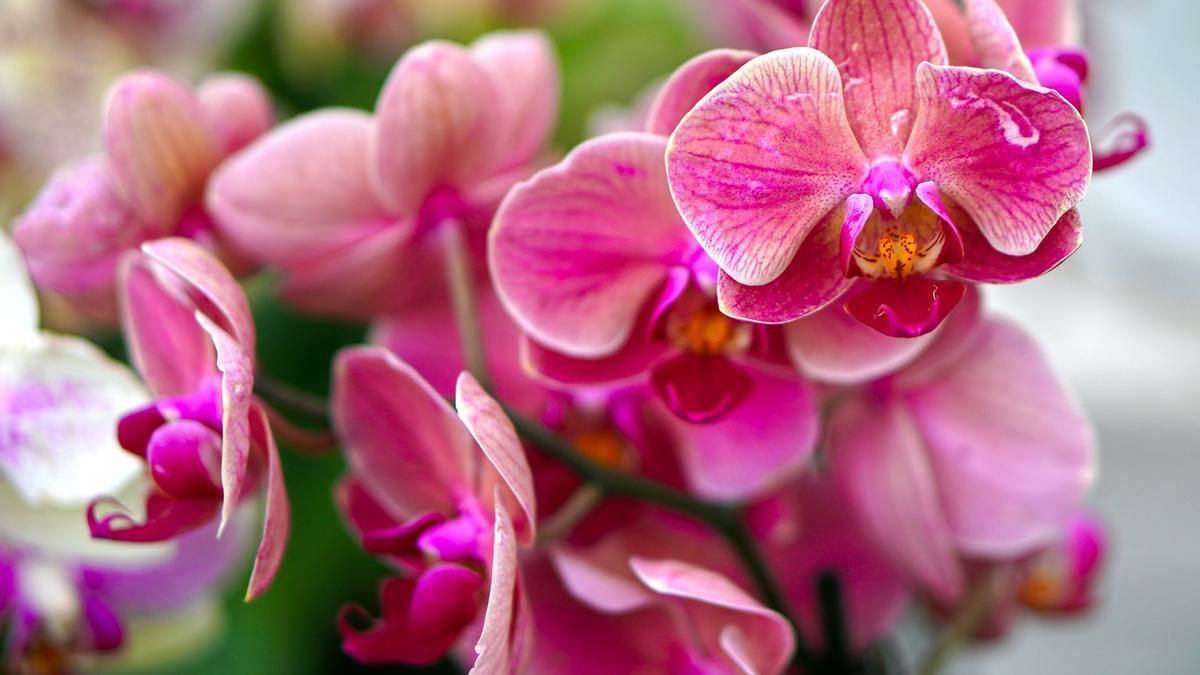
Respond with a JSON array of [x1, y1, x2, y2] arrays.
[[829, 293, 1095, 601], [87, 238, 289, 601], [490, 132, 819, 500], [207, 30, 558, 319], [12, 69, 272, 323], [528, 515, 795, 674], [667, 0, 1092, 337], [0, 232, 247, 669], [332, 347, 536, 670], [1018, 511, 1106, 614]]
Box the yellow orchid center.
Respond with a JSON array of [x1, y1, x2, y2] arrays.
[[666, 307, 751, 356], [853, 207, 948, 280]]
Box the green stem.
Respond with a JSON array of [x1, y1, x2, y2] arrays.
[[441, 219, 491, 391], [918, 567, 1000, 675]]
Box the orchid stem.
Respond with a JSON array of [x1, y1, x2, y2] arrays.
[[917, 567, 1000, 675], [535, 483, 606, 545], [254, 373, 331, 422], [441, 219, 492, 391]]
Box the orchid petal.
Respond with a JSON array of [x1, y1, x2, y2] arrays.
[[142, 237, 255, 353], [245, 403, 290, 601], [469, 499, 521, 675], [470, 30, 559, 171], [786, 302, 934, 384], [0, 231, 38, 346], [522, 334, 669, 390], [904, 64, 1091, 256], [630, 557, 796, 675], [105, 71, 221, 227], [717, 215, 852, 323], [649, 353, 754, 425], [646, 49, 757, 136], [831, 398, 964, 601], [195, 73, 274, 154], [490, 132, 693, 357], [843, 277, 967, 338], [333, 347, 475, 519], [809, 0, 948, 156], [995, 0, 1078, 49], [550, 545, 656, 615], [455, 373, 537, 545], [87, 491, 218, 544], [907, 317, 1095, 556], [194, 313, 253, 537], [944, 207, 1081, 283], [965, 0, 1037, 81], [373, 41, 502, 213], [667, 48, 867, 286]]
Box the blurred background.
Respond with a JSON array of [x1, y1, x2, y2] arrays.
[[1, 0, 1195, 673]]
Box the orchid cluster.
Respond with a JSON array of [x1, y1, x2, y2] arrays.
[[1, 0, 1144, 672]]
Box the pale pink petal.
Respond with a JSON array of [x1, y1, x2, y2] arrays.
[[332, 346, 476, 519], [195, 313, 253, 537], [964, 0, 1036, 81], [666, 48, 868, 286], [469, 499, 520, 675], [658, 366, 817, 501], [455, 373, 537, 546], [549, 546, 656, 615], [809, 0, 948, 157], [831, 398, 964, 601], [206, 110, 396, 267], [630, 557, 795, 675], [470, 30, 559, 171], [373, 41, 503, 214], [119, 253, 213, 397], [906, 317, 1095, 556], [944, 208, 1082, 283], [142, 237, 255, 353], [105, 70, 221, 227], [903, 64, 1091, 256], [195, 73, 275, 155], [646, 49, 757, 136], [717, 215, 852, 323], [244, 402, 290, 601], [490, 133, 694, 357], [926, 0, 976, 65], [996, 0, 1078, 49], [786, 301, 934, 384]]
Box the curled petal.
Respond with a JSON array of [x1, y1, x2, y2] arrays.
[[87, 492, 217, 543], [373, 41, 503, 213], [809, 0, 948, 156], [142, 237, 255, 353], [944, 208, 1082, 283], [843, 277, 967, 338], [646, 49, 757, 136], [1092, 113, 1150, 172], [904, 64, 1092, 256], [105, 70, 221, 227], [470, 30, 559, 171], [667, 47, 868, 286], [195, 313, 253, 537], [245, 403, 290, 601], [195, 73, 274, 154], [490, 133, 693, 357], [469, 499, 522, 674]]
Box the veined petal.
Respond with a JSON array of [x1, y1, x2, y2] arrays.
[[206, 110, 393, 270], [469, 499, 521, 675], [717, 215, 852, 324], [831, 398, 964, 601], [965, 0, 1036, 81], [809, 0, 948, 157], [907, 317, 1095, 556], [105, 70, 221, 227], [195, 73, 274, 155], [373, 41, 503, 214], [142, 237, 255, 354], [944, 207, 1082, 283], [470, 30, 559, 172], [455, 373, 537, 546], [786, 301, 934, 385], [332, 347, 476, 519], [0, 335, 146, 506], [659, 366, 817, 501], [646, 49, 758, 136], [630, 557, 795, 675], [0, 231, 38, 346], [194, 313, 253, 537], [245, 403, 290, 601], [490, 133, 693, 358], [904, 64, 1091, 256], [667, 48, 868, 286]]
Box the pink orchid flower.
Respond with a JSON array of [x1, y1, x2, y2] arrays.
[[667, 0, 1092, 337], [490, 132, 819, 499], [12, 70, 273, 323], [87, 238, 289, 601], [829, 293, 1095, 601], [1017, 510, 1107, 614], [528, 514, 795, 674], [207, 30, 558, 319], [332, 347, 536, 670]]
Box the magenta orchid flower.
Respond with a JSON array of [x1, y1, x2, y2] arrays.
[[12, 70, 272, 323], [1018, 510, 1106, 614], [490, 132, 819, 499], [207, 30, 558, 319], [87, 238, 289, 601], [667, 0, 1092, 337], [529, 514, 795, 674], [332, 347, 536, 670], [829, 294, 1095, 601]]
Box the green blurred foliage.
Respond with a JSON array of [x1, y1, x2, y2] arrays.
[[156, 1, 706, 672]]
